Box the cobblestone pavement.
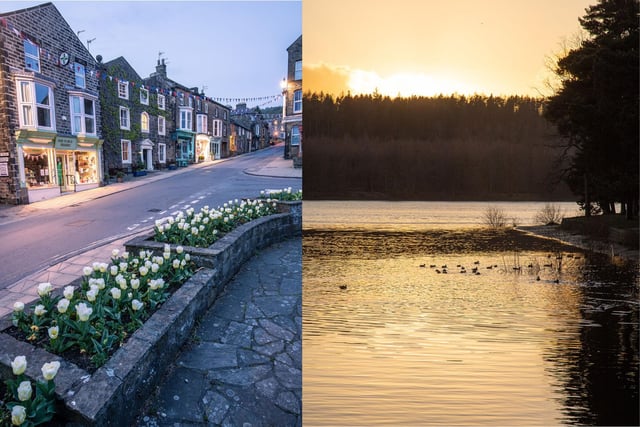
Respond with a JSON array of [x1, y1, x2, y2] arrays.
[[137, 237, 302, 427]]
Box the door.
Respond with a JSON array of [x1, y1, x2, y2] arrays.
[[56, 154, 74, 192]]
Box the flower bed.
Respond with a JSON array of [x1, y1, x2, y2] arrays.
[[259, 187, 302, 201], [7, 247, 194, 371], [153, 198, 278, 248], [0, 195, 302, 426]]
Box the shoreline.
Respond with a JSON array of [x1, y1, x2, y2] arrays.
[[517, 224, 639, 263]]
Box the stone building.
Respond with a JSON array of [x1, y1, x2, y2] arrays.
[[196, 94, 231, 162], [0, 2, 103, 204], [232, 102, 272, 154], [283, 35, 302, 167], [97, 56, 174, 175], [145, 60, 198, 166], [230, 118, 252, 155]]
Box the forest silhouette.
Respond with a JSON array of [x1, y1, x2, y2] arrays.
[[303, 92, 572, 201]]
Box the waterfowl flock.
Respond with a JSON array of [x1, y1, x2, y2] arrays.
[[419, 252, 582, 283]]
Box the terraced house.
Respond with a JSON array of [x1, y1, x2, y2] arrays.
[[97, 56, 174, 175], [195, 92, 231, 162], [0, 2, 103, 204], [282, 35, 302, 166]]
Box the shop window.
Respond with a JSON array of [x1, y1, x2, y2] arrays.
[[74, 62, 86, 88], [118, 81, 129, 99], [121, 139, 132, 164], [120, 107, 130, 130], [70, 95, 96, 135], [141, 112, 150, 133], [23, 39, 40, 72], [76, 151, 97, 184], [23, 148, 53, 187], [291, 125, 301, 146], [158, 116, 166, 135], [16, 80, 55, 130], [158, 94, 165, 110], [293, 90, 302, 113], [158, 143, 166, 163]]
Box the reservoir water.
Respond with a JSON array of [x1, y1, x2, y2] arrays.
[[303, 201, 639, 426]]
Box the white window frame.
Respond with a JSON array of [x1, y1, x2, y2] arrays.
[[196, 114, 208, 134], [121, 139, 132, 164], [188, 96, 193, 108], [16, 79, 55, 131], [69, 94, 96, 136], [293, 89, 302, 113], [74, 62, 86, 88], [158, 116, 166, 135], [158, 143, 166, 163], [141, 112, 150, 133], [119, 106, 130, 130], [223, 110, 227, 120], [291, 125, 301, 146], [118, 81, 129, 99], [140, 87, 149, 105], [212, 120, 222, 137], [294, 60, 302, 80], [205, 103, 208, 114], [179, 107, 193, 131], [23, 39, 40, 72], [158, 94, 166, 110]]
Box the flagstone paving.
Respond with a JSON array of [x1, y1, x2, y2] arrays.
[[136, 237, 302, 427]]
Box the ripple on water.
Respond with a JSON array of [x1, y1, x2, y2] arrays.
[[303, 229, 639, 426]]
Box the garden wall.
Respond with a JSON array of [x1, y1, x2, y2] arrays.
[[0, 207, 301, 426]]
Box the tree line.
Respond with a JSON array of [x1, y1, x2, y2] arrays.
[[303, 92, 572, 201], [544, 0, 638, 218]]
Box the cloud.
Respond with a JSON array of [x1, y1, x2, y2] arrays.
[[304, 63, 480, 98], [303, 63, 352, 96]]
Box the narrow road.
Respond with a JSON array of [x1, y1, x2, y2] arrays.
[[0, 147, 300, 290]]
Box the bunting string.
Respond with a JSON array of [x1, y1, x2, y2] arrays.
[[0, 16, 284, 107]]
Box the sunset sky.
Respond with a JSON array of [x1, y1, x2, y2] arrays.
[[1, 1, 301, 108], [303, 0, 594, 98]]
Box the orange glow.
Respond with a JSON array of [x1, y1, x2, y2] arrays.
[[303, 0, 593, 97]]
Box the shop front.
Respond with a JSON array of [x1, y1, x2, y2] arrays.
[[16, 130, 102, 203], [172, 130, 194, 167], [195, 135, 211, 162], [210, 137, 221, 160]]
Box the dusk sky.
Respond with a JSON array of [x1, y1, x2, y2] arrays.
[[304, 0, 594, 98], [0, 0, 301, 108]]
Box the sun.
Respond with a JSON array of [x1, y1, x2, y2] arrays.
[[347, 70, 475, 98]]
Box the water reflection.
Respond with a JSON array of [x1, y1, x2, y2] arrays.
[[545, 253, 639, 426], [303, 229, 639, 426]]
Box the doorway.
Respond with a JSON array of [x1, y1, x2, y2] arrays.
[[141, 139, 154, 171], [56, 153, 74, 192]]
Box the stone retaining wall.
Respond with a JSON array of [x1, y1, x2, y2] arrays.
[[0, 210, 301, 426]]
